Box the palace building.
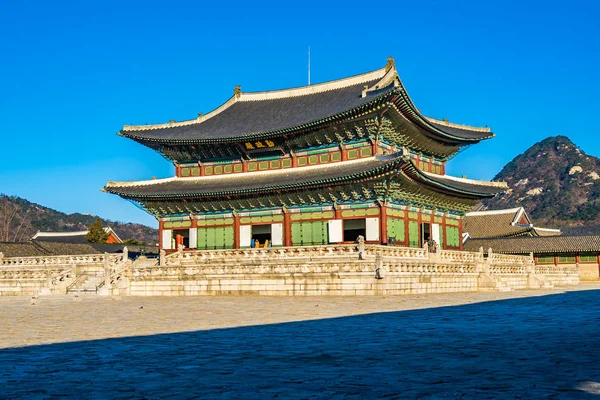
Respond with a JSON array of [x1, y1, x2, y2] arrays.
[[105, 58, 507, 251]]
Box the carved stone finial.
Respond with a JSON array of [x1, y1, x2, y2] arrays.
[[169, 119, 175, 124], [385, 57, 395, 71], [159, 249, 166, 266], [123, 246, 129, 261], [234, 85, 242, 98], [197, 112, 203, 118]]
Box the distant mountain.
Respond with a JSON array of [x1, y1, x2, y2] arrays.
[[0, 194, 157, 244], [483, 136, 600, 227]]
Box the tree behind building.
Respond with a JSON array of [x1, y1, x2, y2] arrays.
[[86, 218, 109, 243]]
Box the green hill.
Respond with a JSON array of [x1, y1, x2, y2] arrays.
[[0, 194, 157, 244]]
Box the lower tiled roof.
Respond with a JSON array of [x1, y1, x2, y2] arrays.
[[464, 236, 600, 254], [105, 155, 507, 200]]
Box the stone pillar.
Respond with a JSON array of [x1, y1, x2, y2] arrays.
[[0, 252, 3, 264], [104, 253, 111, 289], [485, 248, 493, 274], [475, 247, 486, 273], [375, 253, 383, 279], [123, 246, 129, 261], [160, 249, 166, 266]]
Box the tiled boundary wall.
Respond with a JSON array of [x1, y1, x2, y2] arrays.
[[535, 255, 600, 280], [0, 246, 579, 296]]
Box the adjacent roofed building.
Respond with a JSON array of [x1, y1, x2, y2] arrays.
[[105, 57, 507, 251], [32, 227, 123, 244], [463, 207, 561, 240], [463, 207, 599, 280]]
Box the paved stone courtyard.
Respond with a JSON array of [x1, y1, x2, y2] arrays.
[[1, 284, 600, 399]]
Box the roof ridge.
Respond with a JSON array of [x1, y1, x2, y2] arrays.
[[425, 116, 491, 133], [466, 207, 522, 216], [122, 60, 394, 133]]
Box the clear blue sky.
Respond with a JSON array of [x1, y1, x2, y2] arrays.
[[0, 0, 598, 228]]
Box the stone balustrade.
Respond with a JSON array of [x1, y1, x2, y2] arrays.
[[488, 263, 528, 275], [0, 253, 124, 267], [488, 253, 533, 265], [0, 245, 580, 296], [535, 264, 579, 276]]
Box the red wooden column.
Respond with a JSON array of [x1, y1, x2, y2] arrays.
[[175, 164, 182, 177], [242, 159, 248, 172], [458, 217, 464, 251], [233, 212, 240, 249], [158, 221, 163, 250], [199, 162, 205, 176], [379, 203, 387, 245], [371, 137, 378, 156], [340, 144, 348, 161], [291, 151, 298, 168], [283, 211, 292, 247]]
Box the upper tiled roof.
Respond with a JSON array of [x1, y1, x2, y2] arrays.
[[105, 155, 507, 200], [464, 236, 600, 254], [422, 173, 508, 197], [427, 118, 494, 140], [120, 58, 494, 145]]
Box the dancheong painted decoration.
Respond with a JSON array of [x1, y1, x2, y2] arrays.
[[104, 57, 507, 251]]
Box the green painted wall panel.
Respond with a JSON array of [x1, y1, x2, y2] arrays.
[[224, 226, 234, 249], [408, 221, 419, 248], [445, 226, 459, 247], [292, 223, 303, 245], [301, 222, 313, 245]]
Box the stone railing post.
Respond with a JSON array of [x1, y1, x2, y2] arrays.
[[375, 252, 383, 279], [475, 247, 486, 273], [483, 248, 493, 274], [123, 246, 129, 262], [0, 252, 4, 265], [104, 252, 110, 289], [159, 250, 166, 266]]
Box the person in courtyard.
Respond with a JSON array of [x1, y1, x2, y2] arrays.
[[427, 237, 437, 253], [356, 234, 365, 260]]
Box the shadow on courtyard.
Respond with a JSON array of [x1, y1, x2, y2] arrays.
[[2, 290, 600, 399]]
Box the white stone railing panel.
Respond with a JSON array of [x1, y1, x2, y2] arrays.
[[488, 253, 532, 265], [488, 263, 527, 275], [0, 253, 110, 267], [535, 264, 579, 275]]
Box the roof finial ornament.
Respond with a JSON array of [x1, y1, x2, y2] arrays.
[[361, 85, 369, 98], [385, 57, 395, 72], [234, 85, 242, 98]]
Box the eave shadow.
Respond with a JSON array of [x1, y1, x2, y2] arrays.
[[2, 290, 600, 399]]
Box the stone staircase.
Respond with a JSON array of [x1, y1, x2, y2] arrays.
[[66, 273, 103, 295]]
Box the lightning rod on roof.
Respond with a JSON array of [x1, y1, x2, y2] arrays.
[[308, 46, 311, 85]]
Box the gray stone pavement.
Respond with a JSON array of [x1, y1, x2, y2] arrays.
[[1, 284, 600, 399]]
